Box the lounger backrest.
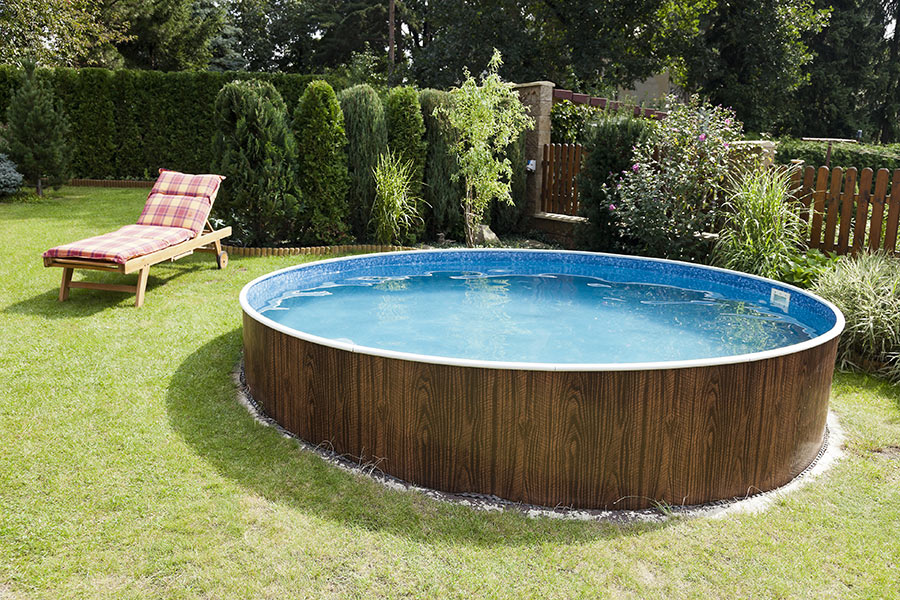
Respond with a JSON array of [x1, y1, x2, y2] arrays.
[[136, 169, 225, 235]]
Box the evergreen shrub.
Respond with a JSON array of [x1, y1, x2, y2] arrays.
[[491, 131, 527, 234], [4, 61, 71, 195], [292, 80, 351, 245], [776, 138, 900, 171], [0, 153, 23, 196], [339, 84, 388, 240], [574, 113, 655, 252], [211, 80, 300, 247], [385, 86, 426, 241], [419, 89, 464, 240]]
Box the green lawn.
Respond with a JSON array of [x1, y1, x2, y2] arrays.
[[1, 187, 899, 599]]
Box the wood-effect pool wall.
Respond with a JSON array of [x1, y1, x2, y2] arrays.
[[243, 312, 838, 510]]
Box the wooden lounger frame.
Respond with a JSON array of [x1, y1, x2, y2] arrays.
[[43, 223, 233, 307]]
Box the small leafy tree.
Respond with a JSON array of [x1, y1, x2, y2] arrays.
[[437, 50, 533, 247], [339, 84, 388, 241], [211, 79, 300, 247], [385, 86, 427, 241], [371, 151, 423, 245], [293, 79, 351, 245], [4, 61, 71, 196]]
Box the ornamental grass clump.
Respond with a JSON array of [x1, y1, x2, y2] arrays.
[[813, 251, 900, 381], [713, 165, 809, 280], [370, 151, 423, 245], [614, 95, 742, 262]]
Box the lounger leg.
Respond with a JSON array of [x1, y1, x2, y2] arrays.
[[59, 268, 73, 302], [134, 267, 150, 307]]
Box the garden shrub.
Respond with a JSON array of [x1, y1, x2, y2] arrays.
[[371, 151, 422, 245], [211, 80, 300, 247], [339, 84, 388, 241], [385, 86, 427, 242], [4, 61, 71, 195], [0, 153, 23, 197], [491, 131, 527, 234], [0, 64, 343, 178], [419, 88, 464, 240], [574, 113, 655, 252], [776, 138, 900, 171], [614, 95, 742, 262], [550, 99, 605, 144], [780, 248, 839, 288], [812, 252, 900, 381], [712, 165, 809, 280], [292, 80, 351, 245]]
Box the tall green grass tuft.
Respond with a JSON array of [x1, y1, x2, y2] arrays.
[[713, 166, 808, 279], [370, 151, 423, 245], [813, 251, 900, 380]]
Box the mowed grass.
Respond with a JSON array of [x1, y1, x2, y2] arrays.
[[0, 187, 899, 599]]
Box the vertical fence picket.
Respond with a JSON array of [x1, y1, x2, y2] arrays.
[[837, 167, 857, 254], [809, 167, 828, 248], [853, 168, 874, 254], [885, 171, 900, 253], [541, 144, 550, 212], [573, 144, 583, 215], [823, 167, 843, 251], [869, 169, 890, 252]]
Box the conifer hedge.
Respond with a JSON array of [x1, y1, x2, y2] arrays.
[[419, 89, 465, 240], [385, 86, 427, 241], [339, 84, 388, 241], [0, 65, 344, 179], [292, 80, 351, 245], [211, 80, 300, 246]]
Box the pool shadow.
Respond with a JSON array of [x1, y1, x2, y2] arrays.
[[5, 259, 209, 318], [166, 330, 672, 547]]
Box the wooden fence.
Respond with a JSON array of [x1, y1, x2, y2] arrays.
[[791, 165, 900, 256], [541, 143, 583, 215]]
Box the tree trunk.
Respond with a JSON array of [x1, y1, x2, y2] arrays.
[[464, 190, 475, 248], [36, 177, 43, 197]]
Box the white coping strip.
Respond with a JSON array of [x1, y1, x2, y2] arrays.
[[239, 248, 845, 372], [232, 363, 846, 523]]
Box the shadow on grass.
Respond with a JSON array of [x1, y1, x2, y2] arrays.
[[4, 260, 209, 318], [167, 330, 671, 547]]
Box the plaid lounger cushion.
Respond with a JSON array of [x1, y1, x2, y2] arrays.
[[136, 169, 225, 234], [43, 224, 195, 265]]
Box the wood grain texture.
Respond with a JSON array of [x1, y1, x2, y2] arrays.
[[243, 312, 838, 510]]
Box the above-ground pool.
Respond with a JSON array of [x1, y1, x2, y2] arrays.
[[240, 250, 843, 510]]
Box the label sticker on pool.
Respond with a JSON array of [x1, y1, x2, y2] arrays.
[[770, 288, 791, 312]]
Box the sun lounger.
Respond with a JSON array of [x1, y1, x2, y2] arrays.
[[43, 169, 232, 307]]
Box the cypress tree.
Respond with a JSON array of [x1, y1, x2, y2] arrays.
[[292, 80, 351, 245], [385, 86, 427, 241], [211, 80, 300, 247], [4, 62, 71, 196], [419, 88, 465, 240], [338, 84, 387, 241]]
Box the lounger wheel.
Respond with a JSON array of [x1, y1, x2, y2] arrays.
[[217, 250, 228, 269]]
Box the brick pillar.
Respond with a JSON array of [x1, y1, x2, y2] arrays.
[[514, 81, 555, 216]]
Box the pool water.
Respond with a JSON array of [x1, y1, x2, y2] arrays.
[[258, 270, 817, 364]]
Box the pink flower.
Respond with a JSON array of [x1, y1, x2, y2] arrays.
[[609, 204, 617, 211], [725, 118, 732, 126], [724, 142, 730, 148], [632, 164, 640, 172], [698, 134, 707, 141]]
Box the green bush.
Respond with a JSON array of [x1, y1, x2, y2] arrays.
[[776, 138, 900, 171], [371, 151, 422, 245], [780, 249, 840, 288], [4, 61, 71, 195], [0, 65, 343, 178], [712, 166, 809, 280], [490, 131, 527, 234], [211, 80, 300, 247], [615, 96, 742, 262], [550, 100, 605, 144], [385, 86, 427, 241], [812, 252, 900, 381], [0, 153, 23, 196], [419, 88, 464, 240], [292, 80, 351, 245], [574, 113, 655, 252], [339, 84, 388, 241]]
